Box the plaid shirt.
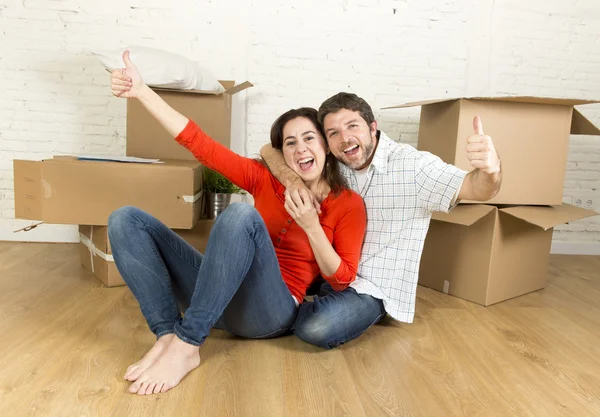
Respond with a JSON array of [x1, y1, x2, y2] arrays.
[[343, 131, 467, 323]]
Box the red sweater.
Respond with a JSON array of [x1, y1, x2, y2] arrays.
[[175, 120, 367, 302]]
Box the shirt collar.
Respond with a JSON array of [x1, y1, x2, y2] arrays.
[[368, 130, 392, 175]]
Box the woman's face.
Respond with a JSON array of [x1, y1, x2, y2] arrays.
[[281, 117, 328, 186]]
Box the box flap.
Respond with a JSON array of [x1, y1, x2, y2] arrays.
[[470, 96, 600, 106], [13, 160, 43, 220], [382, 98, 460, 109], [571, 108, 600, 135], [383, 96, 600, 110], [500, 204, 598, 230], [152, 81, 253, 97], [431, 204, 496, 226], [151, 86, 225, 96], [224, 81, 253, 96]]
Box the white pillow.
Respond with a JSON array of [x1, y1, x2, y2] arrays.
[[92, 46, 225, 92]]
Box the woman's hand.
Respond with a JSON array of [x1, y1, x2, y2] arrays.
[[110, 50, 144, 99], [284, 189, 320, 233]]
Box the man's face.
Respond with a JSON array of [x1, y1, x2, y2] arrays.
[[323, 109, 378, 170]]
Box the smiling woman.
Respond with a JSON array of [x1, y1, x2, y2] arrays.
[[105, 51, 367, 396]]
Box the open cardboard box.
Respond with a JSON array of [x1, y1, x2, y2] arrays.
[[126, 81, 253, 161], [13, 156, 203, 229], [385, 97, 600, 206], [418, 203, 597, 306], [79, 220, 215, 287]]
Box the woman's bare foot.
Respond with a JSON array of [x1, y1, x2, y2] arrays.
[[124, 333, 175, 381], [128, 336, 201, 395]]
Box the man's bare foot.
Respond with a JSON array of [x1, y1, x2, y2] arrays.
[[124, 333, 175, 381], [128, 336, 201, 395]]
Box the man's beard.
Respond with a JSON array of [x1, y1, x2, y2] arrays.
[[341, 141, 375, 170]]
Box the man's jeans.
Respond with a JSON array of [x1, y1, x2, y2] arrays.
[[108, 203, 298, 347], [294, 282, 386, 350]]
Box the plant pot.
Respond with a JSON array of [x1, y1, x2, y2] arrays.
[[206, 192, 232, 219]]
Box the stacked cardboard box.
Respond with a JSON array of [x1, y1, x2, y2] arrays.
[[78, 221, 215, 287], [386, 97, 599, 306], [13, 81, 251, 287]]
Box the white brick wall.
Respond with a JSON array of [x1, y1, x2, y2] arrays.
[[1, 0, 599, 252]]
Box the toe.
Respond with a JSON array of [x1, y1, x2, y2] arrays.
[[145, 382, 157, 396], [124, 367, 136, 380], [129, 377, 145, 394], [126, 368, 143, 382], [129, 382, 140, 394], [137, 381, 150, 396], [153, 383, 164, 394]]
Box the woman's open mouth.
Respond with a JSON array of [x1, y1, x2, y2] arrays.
[[298, 157, 315, 171]]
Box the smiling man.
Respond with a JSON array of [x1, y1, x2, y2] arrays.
[[261, 92, 502, 349]]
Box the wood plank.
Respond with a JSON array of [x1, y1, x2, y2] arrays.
[[1, 243, 600, 416]]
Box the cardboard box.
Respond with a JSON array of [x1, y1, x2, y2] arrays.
[[14, 156, 203, 228], [385, 97, 600, 205], [418, 203, 597, 306], [79, 220, 215, 287], [126, 81, 253, 161], [79, 225, 123, 287]]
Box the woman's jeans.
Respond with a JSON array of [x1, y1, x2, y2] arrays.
[[108, 203, 298, 347]]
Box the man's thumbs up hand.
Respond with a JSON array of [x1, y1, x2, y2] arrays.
[[466, 116, 500, 174]]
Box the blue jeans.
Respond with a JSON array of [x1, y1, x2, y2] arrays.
[[107, 203, 298, 347], [293, 282, 386, 349]]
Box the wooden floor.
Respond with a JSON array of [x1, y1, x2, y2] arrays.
[[1, 242, 599, 417]]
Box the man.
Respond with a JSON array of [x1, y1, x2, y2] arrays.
[[260, 92, 502, 349]]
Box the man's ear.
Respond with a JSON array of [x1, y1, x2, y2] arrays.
[[369, 121, 378, 136]]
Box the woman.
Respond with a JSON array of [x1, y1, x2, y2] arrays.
[[107, 51, 366, 396]]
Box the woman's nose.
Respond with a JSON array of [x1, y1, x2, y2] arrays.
[[296, 144, 308, 153]]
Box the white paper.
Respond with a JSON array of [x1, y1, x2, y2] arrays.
[[76, 155, 164, 164]]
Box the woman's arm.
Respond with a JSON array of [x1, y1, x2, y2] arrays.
[[285, 190, 366, 290], [111, 50, 262, 193]]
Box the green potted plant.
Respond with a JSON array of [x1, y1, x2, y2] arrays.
[[203, 167, 244, 219]]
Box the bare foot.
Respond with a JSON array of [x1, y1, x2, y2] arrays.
[[128, 336, 201, 395], [124, 333, 175, 381]]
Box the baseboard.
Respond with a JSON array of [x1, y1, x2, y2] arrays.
[[550, 241, 600, 255], [2, 218, 599, 255], [0, 219, 79, 243]]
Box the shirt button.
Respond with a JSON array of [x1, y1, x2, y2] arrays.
[[287, 219, 292, 224], [281, 229, 286, 233]]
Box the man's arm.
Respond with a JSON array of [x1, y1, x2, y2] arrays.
[[260, 144, 322, 211], [260, 144, 304, 189], [457, 116, 502, 201], [458, 164, 502, 201]]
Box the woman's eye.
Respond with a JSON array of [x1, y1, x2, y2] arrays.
[[286, 141, 296, 146], [305, 136, 314, 141]]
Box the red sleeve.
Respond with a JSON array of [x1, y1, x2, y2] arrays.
[[174, 120, 265, 195], [321, 191, 366, 291]]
